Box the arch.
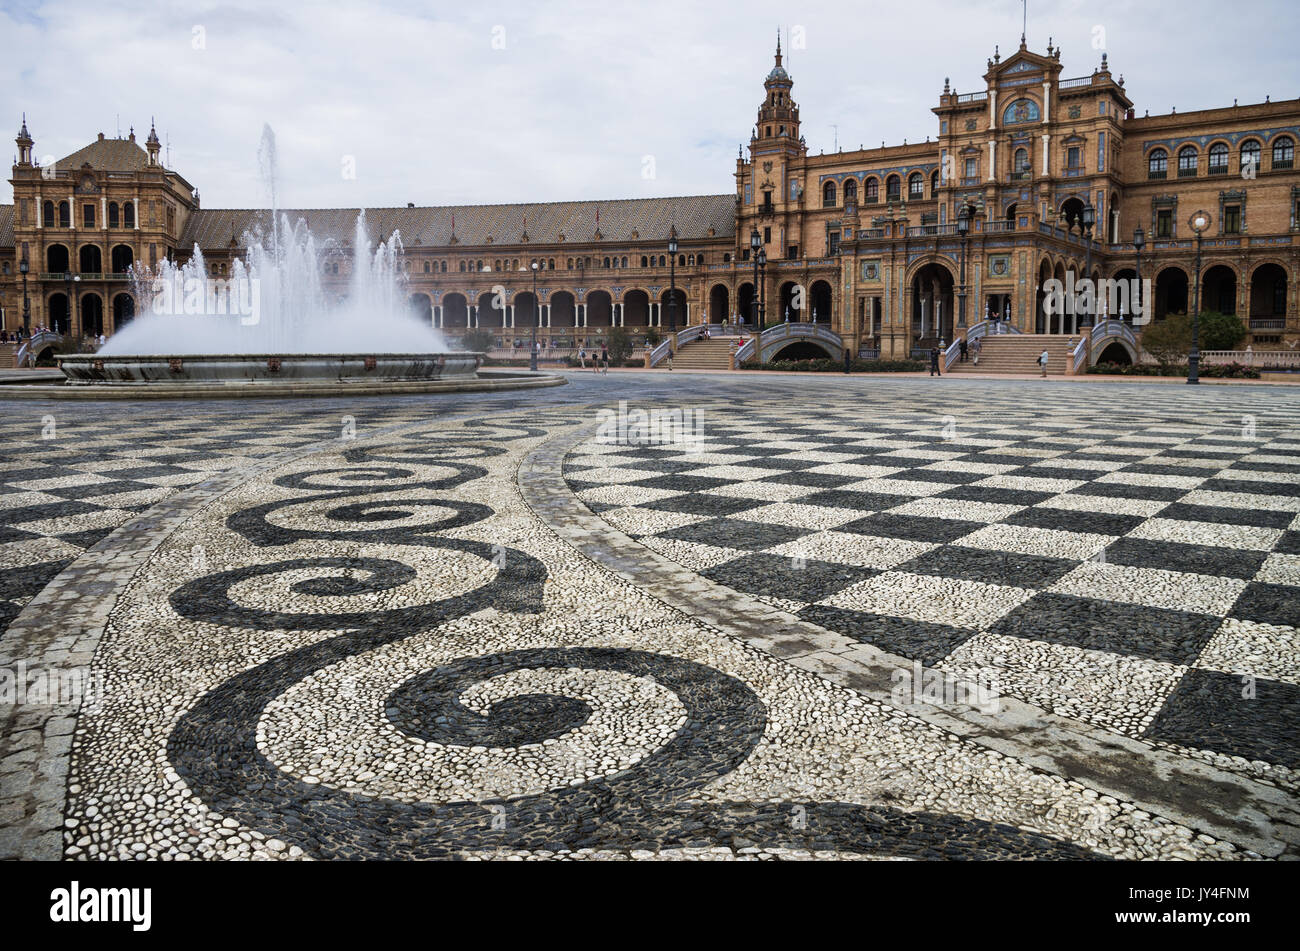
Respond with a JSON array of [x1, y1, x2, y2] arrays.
[[108, 202, 120, 228], [737, 282, 757, 325], [514, 291, 538, 331], [111, 244, 134, 273], [1035, 258, 1052, 332], [79, 245, 102, 274], [911, 262, 955, 342], [622, 289, 649, 327], [843, 178, 858, 203], [658, 287, 685, 330], [46, 244, 69, 273], [930, 168, 939, 195], [442, 292, 469, 329], [822, 180, 837, 207], [1005, 202, 1017, 223], [709, 284, 730, 324], [47, 293, 70, 335], [58, 201, 70, 228], [885, 174, 901, 202], [864, 177, 879, 203], [1208, 141, 1230, 175], [810, 280, 834, 323], [550, 291, 576, 328], [1059, 196, 1085, 230], [42, 200, 55, 227], [80, 293, 104, 337], [1201, 264, 1238, 315], [112, 293, 135, 330], [587, 290, 613, 328], [1177, 145, 1199, 177], [1096, 341, 1135, 365], [1240, 139, 1262, 175], [475, 290, 503, 328], [123, 202, 135, 228], [771, 339, 840, 361], [1154, 266, 1189, 320], [1272, 135, 1295, 169], [907, 172, 924, 200], [779, 281, 803, 321], [408, 292, 432, 326], [1250, 263, 1289, 319], [1013, 147, 1030, 177], [1147, 147, 1168, 178]]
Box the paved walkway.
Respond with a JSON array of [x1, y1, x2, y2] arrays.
[[1, 374, 1296, 859]]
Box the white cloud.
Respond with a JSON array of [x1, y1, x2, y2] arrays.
[[2, 0, 1297, 208]]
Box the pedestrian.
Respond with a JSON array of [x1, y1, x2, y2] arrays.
[[1038, 347, 1049, 377], [578, 346, 586, 369], [959, 337, 969, 362], [929, 345, 941, 377], [600, 344, 609, 374], [971, 336, 981, 366]]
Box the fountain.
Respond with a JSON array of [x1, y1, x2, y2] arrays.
[[58, 126, 487, 390]]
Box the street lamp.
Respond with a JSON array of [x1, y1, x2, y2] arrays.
[[956, 203, 973, 334], [1188, 210, 1210, 384], [523, 262, 539, 372], [667, 228, 678, 353], [750, 227, 761, 365], [1133, 227, 1145, 325], [19, 257, 30, 336], [1080, 200, 1096, 332], [757, 247, 767, 364], [64, 272, 81, 340]]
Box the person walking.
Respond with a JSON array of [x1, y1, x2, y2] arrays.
[[600, 343, 609, 374], [1038, 347, 1049, 378], [577, 346, 586, 370], [959, 337, 969, 362], [971, 336, 981, 366], [929, 345, 941, 377]]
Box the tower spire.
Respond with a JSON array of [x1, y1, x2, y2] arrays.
[[775, 30, 782, 66]]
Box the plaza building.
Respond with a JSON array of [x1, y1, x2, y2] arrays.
[[2, 36, 1298, 365]]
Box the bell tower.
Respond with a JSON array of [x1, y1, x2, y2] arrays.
[[752, 35, 802, 152], [15, 114, 33, 167]]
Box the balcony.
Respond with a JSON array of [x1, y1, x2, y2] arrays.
[[1250, 317, 1286, 330], [1148, 170, 1167, 180], [1010, 170, 1031, 181], [1208, 165, 1228, 176], [1178, 167, 1198, 178], [1059, 76, 1093, 89], [1275, 159, 1295, 170], [1063, 167, 1087, 178], [959, 177, 979, 187]]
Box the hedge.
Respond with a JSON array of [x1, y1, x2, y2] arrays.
[[1088, 361, 1261, 379], [740, 358, 926, 373]]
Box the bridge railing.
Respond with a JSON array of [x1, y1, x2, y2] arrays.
[[14, 331, 64, 368], [734, 321, 844, 364]]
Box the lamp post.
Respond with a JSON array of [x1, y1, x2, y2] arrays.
[[1080, 200, 1096, 332], [523, 262, 539, 372], [1133, 226, 1145, 325], [667, 229, 678, 353], [750, 227, 761, 366], [64, 272, 81, 340], [956, 203, 972, 336], [757, 247, 767, 364], [19, 257, 30, 336], [1188, 211, 1210, 384]]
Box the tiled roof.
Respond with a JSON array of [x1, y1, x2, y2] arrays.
[[0, 205, 13, 249], [179, 194, 737, 252], [54, 137, 151, 172]]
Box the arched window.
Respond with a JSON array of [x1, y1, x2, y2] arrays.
[[640, 256, 647, 267], [885, 175, 901, 201], [1014, 148, 1030, 178], [423, 261, 430, 273], [123, 203, 135, 228], [1178, 146, 1198, 177], [568, 258, 574, 269], [822, 180, 837, 207], [42, 200, 55, 227], [58, 201, 70, 227], [1240, 140, 1261, 175], [550, 259, 557, 269], [864, 178, 879, 203], [678, 255, 686, 267], [1208, 142, 1229, 175], [1147, 149, 1168, 179], [620, 256, 627, 267], [843, 179, 857, 202], [659, 255, 666, 267], [908, 173, 924, 199], [1273, 136, 1295, 169], [930, 169, 939, 193], [440, 261, 447, 272], [459, 261, 466, 272], [108, 203, 119, 228]]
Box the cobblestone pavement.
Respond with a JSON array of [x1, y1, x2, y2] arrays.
[[1, 374, 1298, 860]]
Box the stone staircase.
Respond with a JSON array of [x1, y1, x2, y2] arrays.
[[949, 334, 1077, 376], [666, 336, 736, 370], [0, 343, 20, 369]]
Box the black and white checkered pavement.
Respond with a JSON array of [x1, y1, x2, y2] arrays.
[[565, 403, 1300, 776]]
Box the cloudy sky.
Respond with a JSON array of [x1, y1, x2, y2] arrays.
[[3, 0, 1298, 210]]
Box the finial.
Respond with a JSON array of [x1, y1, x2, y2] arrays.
[[994, 45, 1000, 62], [774, 30, 782, 66], [1101, 52, 1108, 69]]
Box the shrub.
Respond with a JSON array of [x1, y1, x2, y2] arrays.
[[643, 327, 662, 346], [1197, 311, 1248, 351], [740, 358, 925, 373], [606, 327, 633, 365], [461, 328, 494, 353], [1087, 360, 1260, 379], [1139, 313, 1193, 367]]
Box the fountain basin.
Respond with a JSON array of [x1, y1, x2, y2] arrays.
[[59, 352, 484, 385]]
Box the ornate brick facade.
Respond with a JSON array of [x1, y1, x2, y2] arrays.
[[3, 38, 1297, 358]]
